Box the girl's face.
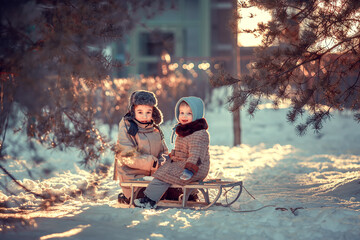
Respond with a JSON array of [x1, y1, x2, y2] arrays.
[[179, 104, 193, 125], [134, 105, 153, 123]]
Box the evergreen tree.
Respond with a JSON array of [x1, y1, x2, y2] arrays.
[[0, 0, 165, 194], [212, 0, 360, 135]]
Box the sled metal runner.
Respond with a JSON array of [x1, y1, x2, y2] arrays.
[[120, 180, 243, 210]]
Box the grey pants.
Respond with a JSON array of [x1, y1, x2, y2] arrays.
[[144, 178, 171, 202]]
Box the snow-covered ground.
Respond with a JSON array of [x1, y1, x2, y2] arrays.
[[1, 93, 360, 240]]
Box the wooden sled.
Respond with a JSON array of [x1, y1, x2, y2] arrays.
[[120, 179, 243, 210]]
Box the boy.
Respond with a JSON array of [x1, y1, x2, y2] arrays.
[[134, 96, 210, 208], [114, 90, 168, 204]]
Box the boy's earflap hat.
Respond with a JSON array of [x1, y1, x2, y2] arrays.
[[128, 90, 163, 125], [175, 96, 205, 122]]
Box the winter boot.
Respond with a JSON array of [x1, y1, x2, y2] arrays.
[[188, 191, 199, 202], [118, 193, 130, 204], [134, 196, 157, 209]]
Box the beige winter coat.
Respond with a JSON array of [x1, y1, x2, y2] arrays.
[[113, 118, 168, 183], [153, 129, 210, 185]]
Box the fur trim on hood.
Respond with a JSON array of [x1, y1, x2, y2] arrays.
[[175, 118, 208, 137]]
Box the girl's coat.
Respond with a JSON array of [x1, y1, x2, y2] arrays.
[[153, 119, 210, 185]]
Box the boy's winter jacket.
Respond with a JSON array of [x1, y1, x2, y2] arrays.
[[153, 118, 210, 185], [113, 116, 168, 184]]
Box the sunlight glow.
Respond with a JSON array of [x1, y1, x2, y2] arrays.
[[198, 62, 210, 70], [0, 204, 85, 220], [142, 208, 166, 221], [158, 221, 170, 226], [127, 220, 140, 228], [208, 144, 295, 181], [150, 233, 165, 238], [161, 52, 171, 63], [296, 154, 360, 196], [40, 224, 90, 240], [172, 211, 191, 229], [257, 94, 340, 114], [182, 63, 194, 70], [237, 4, 272, 47], [313, 0, 359, 53], [168, 63, 178, 71], [161, 64, 168, 75]]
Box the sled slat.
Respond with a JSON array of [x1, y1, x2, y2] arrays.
[[120, 180, 243, 209]]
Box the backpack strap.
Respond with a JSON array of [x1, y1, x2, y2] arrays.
[[127, 119, 139, 137], [124, 119, 138, 147]]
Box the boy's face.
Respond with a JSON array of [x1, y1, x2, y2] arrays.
[[179, 104, 193, 124], [134, 105, 153, 123]]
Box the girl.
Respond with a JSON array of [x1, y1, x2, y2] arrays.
[[134, 96, 210, 208]]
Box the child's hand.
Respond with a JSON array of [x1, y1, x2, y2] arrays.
[[158, 154, 170, 166], [180, 169, 194, 180]]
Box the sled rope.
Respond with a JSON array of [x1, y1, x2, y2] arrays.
[[224, 184, 304, 214], [223, 184, 275, 213], [230, 204, 276, 213], [242, 185, 256, 200]]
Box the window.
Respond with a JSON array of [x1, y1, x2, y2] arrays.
[[139, 31, 175, 56]]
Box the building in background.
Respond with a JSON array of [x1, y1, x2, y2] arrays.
[[111, 0, 237, 100]]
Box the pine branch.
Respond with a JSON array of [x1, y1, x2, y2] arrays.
[[0, 164, 45, 199]]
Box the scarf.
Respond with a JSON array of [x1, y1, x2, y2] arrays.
[[170, 118, 208, 143]]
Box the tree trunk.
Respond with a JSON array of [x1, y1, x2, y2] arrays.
[[232, 17, 242, 146], [233, 108, 241, 146]]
